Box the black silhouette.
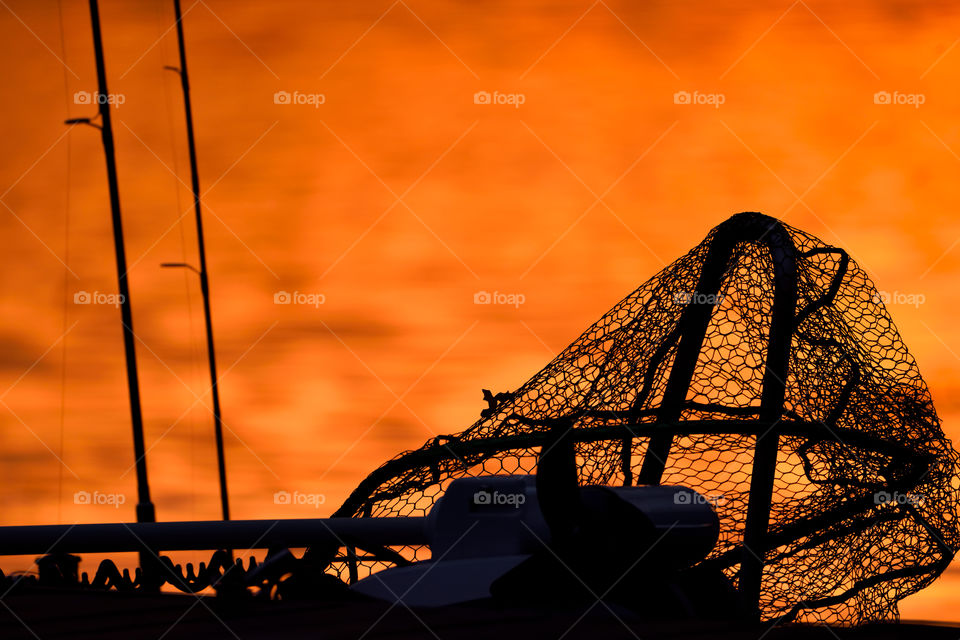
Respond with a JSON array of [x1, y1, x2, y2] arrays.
[[336, 212, 960, 624], [481, 389, 515, 418]]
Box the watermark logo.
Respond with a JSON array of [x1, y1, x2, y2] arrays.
[[873, 91, 924, 108], [874, 491, 925, 507], [872, 290, 925, 308], [473, 490, 526, 507], [673, 90, 725, 109], [273, 490, 326, 508], [473, 90, 526, 108], [74, 91, 125, 107], [74, 490, 126, 508], [274, 291, 326, 307], [474, 290, 525, 308], [74, 291, 125, 308], [274, 90, 326, 108], [673, 291, 725, 306], [673, 491, 725, 506]]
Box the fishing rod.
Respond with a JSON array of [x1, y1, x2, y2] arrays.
[[67, 0, 156, 528], [161, 0, 231, 522]]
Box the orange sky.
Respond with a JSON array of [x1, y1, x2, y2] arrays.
[[2, 0, 960, 621]]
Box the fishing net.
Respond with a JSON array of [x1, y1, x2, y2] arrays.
[[334, 211, 960, 624]]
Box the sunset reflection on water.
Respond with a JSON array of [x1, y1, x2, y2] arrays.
[[1, 0, 960, 621]]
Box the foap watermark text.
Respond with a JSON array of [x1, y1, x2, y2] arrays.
[[74, 291, 125, 307], [274, 490, 326, 508], [673, 291, 724, 306], [275, 291, 326, 307], [874, 491, 925, 507], [473, 490, 525, 507], [74, 490, 126, 508], [474, 290, 525, 308], [474, 91, 525, 108], [274, 90, 325, 108], [74, 91, 125, 107], [674, 90, 725, 108], [873, 91, 925, 108], [873, 290, 925, 308], [674, 491, 725, 507]]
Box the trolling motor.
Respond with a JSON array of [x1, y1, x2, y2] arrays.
[[351, 475, 725, 614], [350, 424, 736, 618]]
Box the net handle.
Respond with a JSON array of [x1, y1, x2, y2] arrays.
[[632, 212, 798, 617]]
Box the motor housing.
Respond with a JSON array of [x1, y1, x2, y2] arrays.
[[351, 475, 720, 608]]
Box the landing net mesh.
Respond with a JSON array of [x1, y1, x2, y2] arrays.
[[335, 212, 960, 623]]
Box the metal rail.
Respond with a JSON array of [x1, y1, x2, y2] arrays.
[[0, 518, 427, 556]]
